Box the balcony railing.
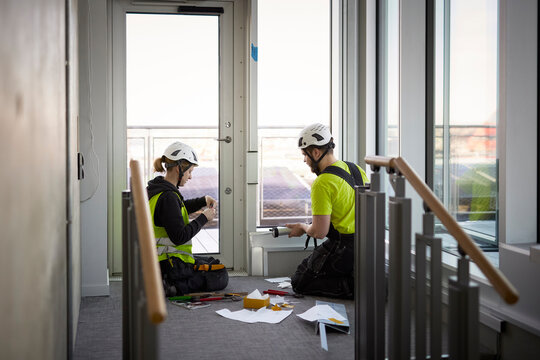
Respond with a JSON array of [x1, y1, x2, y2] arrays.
[[355, 155, 517, 359]]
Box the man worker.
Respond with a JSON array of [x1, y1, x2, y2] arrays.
[[286, 123, 368, 298]]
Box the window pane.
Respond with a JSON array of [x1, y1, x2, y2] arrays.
[[258, 0, 331, 226], [434, 0, 498, 251], [126, 14, 218, 127], [259, 130, 314, 226], [379, 0, 400, 214], [258, 0, 330, 127]]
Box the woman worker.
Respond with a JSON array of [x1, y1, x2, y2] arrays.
[[147, 141, 228, 296]]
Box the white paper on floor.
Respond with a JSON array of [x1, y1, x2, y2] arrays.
[[216, 307, 293, 324], [270, 295, 285, 305], [277, 281, 292, 289], [296, 304, 346, 322], [264, 277, 291, 283]]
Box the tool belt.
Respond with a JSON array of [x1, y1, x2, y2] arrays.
[[194, 263, 226, 271]]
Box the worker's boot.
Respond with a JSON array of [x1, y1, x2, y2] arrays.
[[163, 279, 177, 297]]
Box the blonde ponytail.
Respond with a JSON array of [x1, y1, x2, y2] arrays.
[[154, 156, 187, 173], [153, 157, 165, 172]]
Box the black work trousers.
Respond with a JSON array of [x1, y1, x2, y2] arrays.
[[291, 235, 354, 298]]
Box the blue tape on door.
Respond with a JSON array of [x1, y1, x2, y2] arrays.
[[251, 43, 258, 62]]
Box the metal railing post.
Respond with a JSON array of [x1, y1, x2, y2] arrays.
[[356, 167, 386, 360], [388, 173, 411, 360], [122, 191, 132, 360], [374, 175, 386, 359], [415, 210, 443, 360], [429, 229, 442, 359], [415, 218, 427, 360], [449, 251, 479, 360], [356, 182, 371, 359]]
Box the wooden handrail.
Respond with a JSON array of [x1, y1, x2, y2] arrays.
[[129, 159, 168, 323], [365, 155, 519, 305], [364, 155, 394, 169]]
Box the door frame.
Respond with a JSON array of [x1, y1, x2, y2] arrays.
[[110, 0, 246, 274]]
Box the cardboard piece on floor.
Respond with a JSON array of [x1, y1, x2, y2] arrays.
[[319, 322, 329, 351], [315, 301, 350, 335], [297, 301, 350, 351], [243, 289, 270, 309], [297, 304, 346, 323]]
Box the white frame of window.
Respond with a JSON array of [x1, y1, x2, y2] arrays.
[[248, 0, 353, 232], [342, 0, 376, 166], [498, 0, 537, 246]]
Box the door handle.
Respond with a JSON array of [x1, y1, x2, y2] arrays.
[[215, 136, 232, 143]]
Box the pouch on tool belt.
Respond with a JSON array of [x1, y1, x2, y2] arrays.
[[193, 256, 229, 291]]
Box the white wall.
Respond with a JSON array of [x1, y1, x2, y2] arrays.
[[499, 0, 538, 245], [479, 0, 540, 338], [79, 0, 110, 296], [67, 0, 82, 348], [0, 0, 69, 358]]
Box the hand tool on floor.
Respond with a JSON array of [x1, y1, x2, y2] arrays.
[[187, 291, 248, 297], [178, 293, 243, 303], [223, 293, 243, 301], [264, 289, 290, 296], [168, 295, 192, 302], [264, 289, 304, 298], [198, 296, 224, 302]]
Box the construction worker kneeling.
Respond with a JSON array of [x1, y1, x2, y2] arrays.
[[147, 141, 228, 296], [286, 123, 369, 298]]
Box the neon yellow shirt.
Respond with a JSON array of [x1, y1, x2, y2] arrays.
[[311, 160, 369, 234]]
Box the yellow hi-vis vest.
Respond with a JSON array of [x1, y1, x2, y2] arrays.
[[148, 192, 195, 264]]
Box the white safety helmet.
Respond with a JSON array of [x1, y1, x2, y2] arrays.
[[298, 123, 333, 149], [162, 141, 199, 169]]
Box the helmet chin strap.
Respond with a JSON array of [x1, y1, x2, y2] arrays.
[[176, 163, 193, 187], [176, 164, 184, 187], [306, 147, 331, 176]]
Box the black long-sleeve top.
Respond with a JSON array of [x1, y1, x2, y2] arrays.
[[146, 176, 208, 246]]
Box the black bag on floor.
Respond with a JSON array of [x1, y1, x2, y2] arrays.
[[193, 255, 229, 292], [160, 256, 228, 296]]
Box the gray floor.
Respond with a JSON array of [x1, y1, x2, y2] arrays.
[[74, 277, 356, 360]]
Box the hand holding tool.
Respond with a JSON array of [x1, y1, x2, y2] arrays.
[[269, 226, 292, 238]]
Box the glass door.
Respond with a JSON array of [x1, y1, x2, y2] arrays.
[[112, 1, 235, 273]]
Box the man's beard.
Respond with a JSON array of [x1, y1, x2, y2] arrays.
[[310, 163, 320, 176]]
